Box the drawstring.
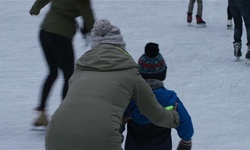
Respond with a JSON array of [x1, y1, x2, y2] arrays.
[[115, 46, 134, 60]]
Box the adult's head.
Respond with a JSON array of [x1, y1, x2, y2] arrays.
[[90, 19, 126, 50]]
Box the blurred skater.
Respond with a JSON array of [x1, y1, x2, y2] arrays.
[[187, 0, 206, 27], [228, 0, 250, 61], [29, 0, 95, 127]]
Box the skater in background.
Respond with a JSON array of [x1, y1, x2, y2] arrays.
[[45, 19, 180, 150], [29, 0, 95, 127], [228, 0, 250, 60], [124, 43, 193, 150], [187, 0, 206, 27], [227, 2, 233, 29]]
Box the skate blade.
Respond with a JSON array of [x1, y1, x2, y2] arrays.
[[31, 126, 46, 131], [196, 24, 206, 28], [235, 57, 240, 61], [33, 122, 48, 127], [245, 59, 250, 64]]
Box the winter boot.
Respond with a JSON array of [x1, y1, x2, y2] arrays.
[[233, 42, 242, 59], [187, 13, 192, 23], [246, 46, 250, 59], [33, 111, 49, 127], [227, 19, 233, 29], [196, 15, 206, 27]]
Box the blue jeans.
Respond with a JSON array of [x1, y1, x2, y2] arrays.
[[229, 0, 250, 45]]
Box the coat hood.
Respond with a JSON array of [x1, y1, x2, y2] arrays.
[[76, 44, 138, 71]]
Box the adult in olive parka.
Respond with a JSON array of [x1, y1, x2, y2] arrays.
[[45, 19, 180, 150]]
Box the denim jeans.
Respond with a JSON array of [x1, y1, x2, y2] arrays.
[[229, 0, 250, 45]]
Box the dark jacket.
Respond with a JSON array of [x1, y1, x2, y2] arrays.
[[125, 79, 194, 150], [30, 0, 95, 39]]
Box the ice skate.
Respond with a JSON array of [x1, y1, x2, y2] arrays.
[[233, 42, 242, 60], [187, 13, 192, 25], [196, 15, 206, 28], [33, 111, 49, 127], [227, 20, 233, 29], [245, 46, 250, 63]]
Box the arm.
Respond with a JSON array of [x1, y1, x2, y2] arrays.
[[76, 0, 95, 34], [29, 0, 51, 16], [175, 100, 194, 141], [133, 73, 179, 128], [174, 98, 193, 150]]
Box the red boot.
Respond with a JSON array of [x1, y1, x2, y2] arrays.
[[196, 15, 206, 27], [187, 13, 192, 23]]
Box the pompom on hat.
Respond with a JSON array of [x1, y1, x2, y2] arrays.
[[138, 42, 167, 81], [90, 19, 126, 50]]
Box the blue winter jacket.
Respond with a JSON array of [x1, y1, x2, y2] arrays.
[[125, 80, 194, 141]]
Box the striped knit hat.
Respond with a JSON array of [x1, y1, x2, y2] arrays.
[[138, 42, 167, 81]]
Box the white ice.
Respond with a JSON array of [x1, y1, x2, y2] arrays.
[[1, 0, 250, 149]]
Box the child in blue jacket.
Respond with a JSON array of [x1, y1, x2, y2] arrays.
[[124, 42, 194, 150]]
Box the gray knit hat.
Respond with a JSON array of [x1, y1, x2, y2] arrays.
[[90, 19, 126, 50]]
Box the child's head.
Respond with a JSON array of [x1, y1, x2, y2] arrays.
[[138, 42, 167, 81]]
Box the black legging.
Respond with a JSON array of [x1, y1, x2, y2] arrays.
[[37, 30, 75, 110], [227, 5, 232, 20]]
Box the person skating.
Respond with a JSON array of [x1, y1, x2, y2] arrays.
[[187, 0, 206, 27], [29, 0, 95, 126], [228, 0, 250, 61], [45, 19, 180, 150], [123, 43, 194, 150]]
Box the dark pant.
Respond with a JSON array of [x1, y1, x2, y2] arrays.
[[38, 30, 75, 110], [229, 0, 250, 45], [125, 120, 172, 150], [227, 5, 232, 20]]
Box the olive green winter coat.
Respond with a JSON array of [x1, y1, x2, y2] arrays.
[[30, 0, 95, 39], [45, 44, 179, 150]]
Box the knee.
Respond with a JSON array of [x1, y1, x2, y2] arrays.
[[189, 0, 195, 4], [63, 70, 74, 80], [197, 0, 202, 4], [48, 69, 58, 79], [234, 20, 243, 26]]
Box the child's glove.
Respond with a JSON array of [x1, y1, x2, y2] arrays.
[[177, 140, 192, 150]]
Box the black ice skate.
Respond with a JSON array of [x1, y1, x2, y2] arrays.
[[245, 46, 250, 63], [196, 15, 206, 28]]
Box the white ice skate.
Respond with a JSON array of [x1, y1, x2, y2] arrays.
[[227, 20, 233, 29], [245, 47, 250, 64]]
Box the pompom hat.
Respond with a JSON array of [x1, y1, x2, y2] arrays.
[[90, 19, 126, 50], [138, 42, 167, 81]]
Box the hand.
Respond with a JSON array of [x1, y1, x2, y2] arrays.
[[174, 102, 178, 110], [177, 140, 192, 150], [29, 8, 40, 16]]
